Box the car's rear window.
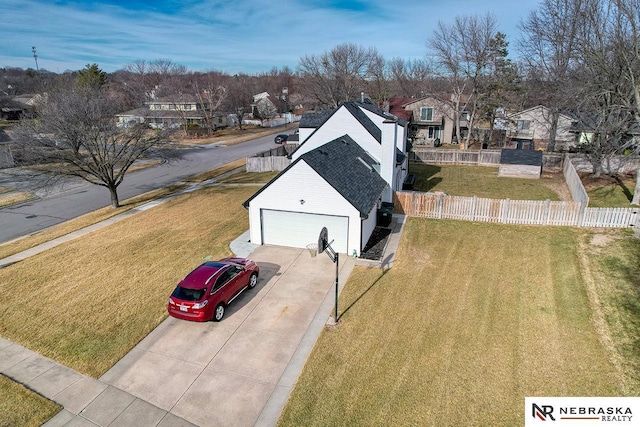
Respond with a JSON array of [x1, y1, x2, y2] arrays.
[[172, 286, 206, 301]]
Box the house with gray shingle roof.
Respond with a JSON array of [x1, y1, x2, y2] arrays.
[[243, 100, 410, 255], [243, 136, 388, 254]]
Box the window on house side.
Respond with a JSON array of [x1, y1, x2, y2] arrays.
[[420, 107, 434, 121], [517, 120, 531, 130]]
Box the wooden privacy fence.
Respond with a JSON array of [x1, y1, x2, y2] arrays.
[[563, 154, 589, 206], [245, 144, 295, 172], [409, 149, 564, 172], [394, 191, 639, 228]]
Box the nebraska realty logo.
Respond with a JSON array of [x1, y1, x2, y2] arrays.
[[525, 398, 640, 426]]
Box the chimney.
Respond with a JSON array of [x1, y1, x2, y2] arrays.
[[381, 118, 397, 203]]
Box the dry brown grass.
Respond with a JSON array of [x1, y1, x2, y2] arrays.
[[0, 184, 185, 260], [182, 158, 246, 182], [0, 191, 37, 208], [0, 374, 61, 426], [0, 185, 256, 377], [279, 219, 625, 426]]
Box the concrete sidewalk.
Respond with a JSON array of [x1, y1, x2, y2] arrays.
[[0, 336, 196, 426]]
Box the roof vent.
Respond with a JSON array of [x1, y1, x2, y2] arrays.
[[357, 156, 373, 171]]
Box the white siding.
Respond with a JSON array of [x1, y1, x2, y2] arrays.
[[262, 210, 349, 253], [361, 203, 378, 250], [247, 161, 364, 255], [291, 107, 382, 162]]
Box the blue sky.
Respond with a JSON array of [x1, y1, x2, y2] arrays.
[[0, 0, 542, 74]]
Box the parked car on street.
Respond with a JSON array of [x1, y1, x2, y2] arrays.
[[274, 134, 289, 144], [168, 258, 259, 321]]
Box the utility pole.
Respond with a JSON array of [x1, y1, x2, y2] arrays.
[[32, 46, 39, 71]]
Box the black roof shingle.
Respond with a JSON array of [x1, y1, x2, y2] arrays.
[[301, 135, 388, 217]]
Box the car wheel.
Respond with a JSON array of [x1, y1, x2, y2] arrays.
[[213, 303, 225, 321], [248, 272, 258, 289]]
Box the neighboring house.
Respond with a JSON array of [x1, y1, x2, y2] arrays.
[[0, 96, 34, 120], [569, 112, 640, 149], [498, 105, 574, 150], [243, 100, 410, 255], [251, 92, 280, 122], [117, 95, 228, 129], [388, 96, 468, 146]]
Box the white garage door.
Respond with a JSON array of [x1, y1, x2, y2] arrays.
[[261, 210, 349, 253]]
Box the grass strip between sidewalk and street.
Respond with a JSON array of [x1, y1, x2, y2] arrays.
[[278, 219, 638, 426], [0, 374, 61, 426]]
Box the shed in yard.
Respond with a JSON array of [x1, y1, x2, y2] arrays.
[[498, 149, 543, 179]]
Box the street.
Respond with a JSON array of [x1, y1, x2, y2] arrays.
[[0, 132, 280, 244]]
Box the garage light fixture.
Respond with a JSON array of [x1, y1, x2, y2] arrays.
[[299, 199, 305, 205]]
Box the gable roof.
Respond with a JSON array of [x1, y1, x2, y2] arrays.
[[506, 105, 574, 122], [388, 98, 415, 121], [299, 109, 334, 128], [342, 102, 382, 142], [244, 134, 387, 218]]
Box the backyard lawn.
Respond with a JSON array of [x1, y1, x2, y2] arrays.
[[409, 163, 564, 200], [279, 219, 640, 426]]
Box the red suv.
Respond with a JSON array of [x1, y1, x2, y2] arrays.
[[168, 258, 259, 322]]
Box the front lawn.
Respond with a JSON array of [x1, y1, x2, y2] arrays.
[[279, 220, 636, 426], [409, 163, 563, 200], [0, 185, 257, 377]]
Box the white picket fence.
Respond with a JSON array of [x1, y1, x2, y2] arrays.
[[394, 191, 639, 228]]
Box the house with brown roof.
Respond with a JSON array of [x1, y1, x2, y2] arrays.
[[388, 96, 468, 146]]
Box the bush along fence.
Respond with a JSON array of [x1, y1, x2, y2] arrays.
[[393, 192, 638, 228]]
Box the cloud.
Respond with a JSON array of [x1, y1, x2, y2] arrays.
[[0, 0, 540, 73]]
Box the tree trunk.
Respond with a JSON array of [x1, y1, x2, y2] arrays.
[[632, 169, 640, 205], [109, 186, 120, 208]]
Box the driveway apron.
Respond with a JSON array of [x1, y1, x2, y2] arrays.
[[100, 245, 350, 427]]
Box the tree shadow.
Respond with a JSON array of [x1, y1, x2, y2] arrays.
[[339, 268, 389, 319], [614, 176, 634, 203], [408, 164, 442, 192]]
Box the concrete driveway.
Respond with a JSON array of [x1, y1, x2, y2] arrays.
[[100, 245, 354, 427]]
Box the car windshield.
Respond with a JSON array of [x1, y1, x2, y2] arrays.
[[172, 286, 206, 301]]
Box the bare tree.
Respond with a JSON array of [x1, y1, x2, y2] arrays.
[[15, 79, 173, 208], [573, 0, 640, 175], [633, 169, 640, 205], [428, 13, 498, 149], [298, 43, 384, 108], [518, 0, 584, 151], [225, 74, 255, 130], [388, 58, 431, 98], [192, 71, 228, 135]]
